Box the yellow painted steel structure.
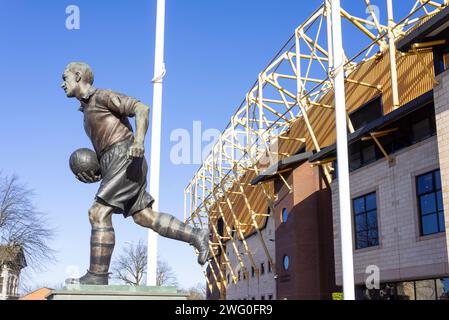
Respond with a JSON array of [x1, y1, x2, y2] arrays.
[[184, 0, 448, 296]]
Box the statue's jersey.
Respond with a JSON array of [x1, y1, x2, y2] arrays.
[[79, 87, 138, 155]]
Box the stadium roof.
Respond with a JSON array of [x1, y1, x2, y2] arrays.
[[397, 5, 449, 52], [309, 90, 434, 163], [251, 151, 314, 185]]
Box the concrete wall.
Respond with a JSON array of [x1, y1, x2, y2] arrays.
[[332, 135, 449, 286], [224, 216, 276, 300]]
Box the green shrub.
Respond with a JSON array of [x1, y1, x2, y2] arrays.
[[332, 292, 343, 300]]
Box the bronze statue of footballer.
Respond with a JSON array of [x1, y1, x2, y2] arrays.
[[61, 62, 209, 285]]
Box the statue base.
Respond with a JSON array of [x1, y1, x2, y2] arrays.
[[47, 284, 189, 300]]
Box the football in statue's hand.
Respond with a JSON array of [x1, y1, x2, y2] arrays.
[[69, 148, 100, 179]]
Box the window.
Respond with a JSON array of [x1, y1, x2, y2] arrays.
[[345, 99, 436, 173], [361, 144, 376, 164], [434, 47, 449, 76], [251, 266, 255, 278], [283, 255, 290, 271], [217, 218, 224, 237], [349, 96, 383, 130], [281, 208, 288, 223], [238, 271, 241, 282], [268, 295, 273, 300], [412, 118, 432, 143], [357, 278, 449, 300], [260, 263, 265, 275], [243, 272, 247, 280], [396, 281, 415, 300], [416, 280, 436, 300], [261, 295, 265, 300], [353, 192, 379, 249], [268, 261, 272, 273], [437, 278, 449, 300], [227, 274, 230, 284], [349, 140, 379, 171], [417, 169, 444, 236]]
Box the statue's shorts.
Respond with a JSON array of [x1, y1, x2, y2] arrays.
[[95, 139, 155, 217]]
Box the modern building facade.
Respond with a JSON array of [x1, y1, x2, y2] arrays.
[[219, 155, 338, 300], [188, 2, 449, 300], [316, 92, 449, 299], [309, 8, 449, 299]]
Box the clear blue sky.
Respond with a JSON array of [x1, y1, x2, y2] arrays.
[[0, 0, 417, 290]]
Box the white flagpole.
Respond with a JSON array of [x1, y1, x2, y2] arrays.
[[330, 0, 355, 300], [147, 0, 166, 286]]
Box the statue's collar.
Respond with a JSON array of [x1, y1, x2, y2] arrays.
[[81, 86, 97, 100], [79, 86, 97, 112]]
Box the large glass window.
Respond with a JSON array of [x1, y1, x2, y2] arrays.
[[412, 118, 432, 143], [358, 278, 449, 300], [416, 169, 445, 236], [349, 141, 379, 171], [416, 280, 436, 300], [436, 278, 449, 300], [353, 192, 379, 249], [345, 99, 436, 173], [349, 96, 383, 130], [396, 281, 415, 300]]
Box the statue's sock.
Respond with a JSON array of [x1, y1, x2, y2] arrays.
[[154, 212, 197, 244], [89, 227, 115, 274]]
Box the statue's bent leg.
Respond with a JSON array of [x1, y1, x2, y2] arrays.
[[132, 208, 210, 265], [68, 201, 114, 285]]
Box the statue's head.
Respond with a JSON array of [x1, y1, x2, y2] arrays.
[[61, 62, 94, 98]]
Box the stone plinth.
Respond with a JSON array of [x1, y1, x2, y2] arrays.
[[47, 284, 189, 300]]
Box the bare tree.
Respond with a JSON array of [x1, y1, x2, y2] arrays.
[[111, 240, 179, 287], [111, 240, 147, 286], [156, 258, 178, 287], [0, 173, 55, 272], [181, 283, 206, 300]]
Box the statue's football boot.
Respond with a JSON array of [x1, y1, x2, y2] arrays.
[[191, 228, 210, 266], [66, 270, 109, 285]]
